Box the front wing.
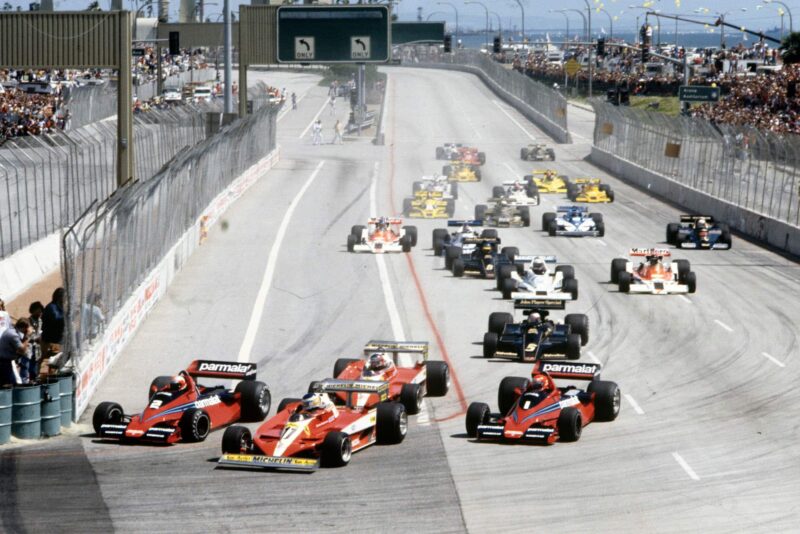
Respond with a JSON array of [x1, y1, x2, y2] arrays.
[[217, 453, 320, 472], [352, 242, 404, 253], [629, 280, 689, 294], [97, 422, 177, 443], [476, 424, 555, 441]]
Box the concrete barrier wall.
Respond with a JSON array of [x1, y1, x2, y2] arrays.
[[0, 233, 60, 303], [591, 146, 800, 256]]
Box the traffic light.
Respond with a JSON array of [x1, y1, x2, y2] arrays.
[[493, 36, 501, 54], [169, 31, 180, 56], [597, 38, 605, 57], [641, 46, 649, 63], [443, 34, 452, 53]]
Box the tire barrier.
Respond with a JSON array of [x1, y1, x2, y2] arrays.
[[0, 387, 11, 445], [12, 384, 41, 440], [40, 380, 62, 438]]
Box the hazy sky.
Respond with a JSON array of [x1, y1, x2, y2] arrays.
[[4, 0, 797, 34]]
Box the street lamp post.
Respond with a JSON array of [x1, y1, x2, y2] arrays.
[[436, 2, 459, 47], [426, 11, 446, 21], [513, 0, 525, 48], [490, 11, 502, 41], [598, 7, 613, 42], [765, 0, 793, 34], [465, 1, 489, 53], [577, 0, 593, 98], [550, 10, 570, 42], [565, 9, 587, 42]]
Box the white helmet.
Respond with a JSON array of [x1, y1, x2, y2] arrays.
[[301, 392, 332, 411], [532, 256, 547, 275]]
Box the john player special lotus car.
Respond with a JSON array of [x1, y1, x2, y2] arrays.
[[666, 215, 732, 250]]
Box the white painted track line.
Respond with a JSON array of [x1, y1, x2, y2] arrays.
[[492, 100, 535, 141], [586, 351, 602, 365], [714, 319, 734, 333], [624, 394, 645, 415], [236, 160, 326, 363], [678, 295, 692, 304], [299, 96, 333, 139], [672, 452, 701, 481], [762, 352, 786, 368]]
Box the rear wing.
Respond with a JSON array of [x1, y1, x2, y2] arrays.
[[536, 361, 601, 381], [629, 247, 670, 257], [448, 219, 483, 227], [187, 360, 256, 381], [363, 340, 429, 362], [414, 190, 444, 198], [501, 181, 527, 186], [574, 178, 601, 184], [311, 379, 390, 402], [514, 255, 557, 265], [514, 298, 567, 311], [680, 215, 714, 224], [368, 217, 404, 225], [463, 237, 500, 245], [557, 206, 587, 213]]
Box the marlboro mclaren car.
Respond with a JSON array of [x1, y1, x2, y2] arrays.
[[218, 379, 407, 471], [347, 217, 418, 253], [520, 143, 556, 161], [92, 360, 271, 444], [666, 215, 732, 250], [610, 248, 697, 295], [567, 178, 614, 203], [402, 190, 455, 219], [525, 170, 570, 194], [465, 360, 620, 444], [332, 341, 450, 415], [483, 299, 588, 361], [443, 162, 481, 182]]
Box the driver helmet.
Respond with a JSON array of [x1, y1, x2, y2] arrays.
[[461, 223, 471, 234], [696, 217, 708, 229], [364, 352, 394, 376], [532, 256, 547, 275], [696, 218, 709, 239], [648, 256, 660, 266], [529, 312, 542, 324], [498, 198, 509, 207], [169, 374, 187, 392], [530, 374, 551, 392], [377, 216, 389, 230], [301, 392, 332, 412], [513, 182, 524, 191]]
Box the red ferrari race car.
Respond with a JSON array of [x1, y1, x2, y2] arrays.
[[332, 340, 450, 415], [217, 379, 407, 471], [92, 360, 271, 444], [465, 360, 620, 444]]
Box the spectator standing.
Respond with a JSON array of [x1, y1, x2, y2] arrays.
[[0, 298, 11, 336], [333, 119, 344, 145], [311, 119, 323, 145], [291, 92, 297, 110], [81, 292, 106, 341], [328, 95, 336, 115], [41, 287, 65, 372], [0, 318, 31, 386], [27, 301, 44, 382]]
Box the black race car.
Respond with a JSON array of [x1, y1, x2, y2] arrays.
[[666, 215, 732, 250], [446, 237, 521, 279]]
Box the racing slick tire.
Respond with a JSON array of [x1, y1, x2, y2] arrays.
[[565, 333, 582, 360], [547, 149, 556, 161], [563, 278, 579, 300], [333, 358, 358, 378], [400, 383, 423, 415], [466, 402, 491, 438], [610, 258, 627, 283], [149, 376, 171, 401], [180, 408, 211, 442], [446, 199, 456, 217], [556, 264, 575, 281], [221, 425, 252, 454], [501, 246, 519, 263], [497, 264, 514, 290], [401, 236, 412, 253], [478, 152, 486, 165], [452, 258, 465, 277], [432, 229, 448, 255], [548, 222, 558, 237], [542, 212, 557, 232], [475, 204, 487, 221], [442, 165, 452, 177], [607, 189, 615, 202], [527, 182, 539, 197], [435, 146, 445, 159], [719, 223, 732, 248], [445, 245, 461, 270], [425, 361, 450, 396], [590, 213, 604, 224], [413, 181, 423, 192], [93, 401, 124, 435], [567, 184, 578, 201], [565, 314, 590, 346], [451, 182, 459, 199], [588, 380, 621, 422], [557, 407, 582, 442], [498, 377, 529, 415], [483, 332, 498, 359], [518, 206, 531, 227], [321, 431, 352, 468], [350, 225, 365, 239], [520, 148, 529, 160], [481, 229, 498, 240], [236, 380, 271, 421], [501, 278, 517, 299], [347, 234, 356, 252], [666, 223, 680, 245], [595, 221, 606, 237], [618, 271, 632, 293], [674, 259, 691, 283], [376, 402, 408, 445], [402, 198, 413, 217], [685, 271, 697, 294], [404, 226, 418, 247], [277, 397, 302, 413], [488, 312, 514, 335], [474, 168, 482, 181], [492, 186, 505, 198]]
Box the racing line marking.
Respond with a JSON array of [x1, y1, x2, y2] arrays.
[[236, 160, 326, 364], [672, 452, 701, 481], [678, 295, 692, 304], [595, 240, 607, 247], [492, 99, 536, 141], [624, 394, 645, 415], [714, 319, 734, 333], [762, 352, 786, 368]]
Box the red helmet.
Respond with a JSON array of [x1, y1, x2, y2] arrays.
[[529, 373, 551, 392]]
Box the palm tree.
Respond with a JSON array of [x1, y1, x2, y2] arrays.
[[780, 32, 800, 64], [2, 2, 13, 10], [86, 0, 101, 11]]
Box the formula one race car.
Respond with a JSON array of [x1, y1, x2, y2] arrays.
[[446, 237, 521, 279], [525, 170, 570, 194], [402, 190, 455, 219], [443, 162, 481, 182], [520, 143, 556, 161], [567, 178, 614, 203], [332, 340, 450, 415], [489, 181, 541, 207], [498, 255, 579, 301], [218, 379, 407, 471], [413, 174, 458, 199], [347, 217, 418, 253], [610, 248, 696, 294], [475, 200, 531, 227], [465, 360, 620, 444], [483, 299, 588, 361], [93, 360, 271, 444], [666, 215, 732, 250], [542, 206, 604, 237], [431, 220, 496, 257], [435, 143, 486, 165]]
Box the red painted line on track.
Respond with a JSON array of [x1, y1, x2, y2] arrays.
[[387, 79, 468, 420]]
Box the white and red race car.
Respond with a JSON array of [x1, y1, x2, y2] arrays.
[[610, 248, 697, 295], [347, 217, 418, 253]]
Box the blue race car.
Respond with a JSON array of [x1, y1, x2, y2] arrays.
[[666, 215, 731, 250], [541, 206, 604, 237], [432, 220, 496, 258]]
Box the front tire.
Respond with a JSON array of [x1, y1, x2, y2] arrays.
[[221, 425, 252, 454], [488, 312, 513, 335], [93, 401, 124, 435], [483, 332, 498, 359], [466, 402, 490, 438], [618, 271, 632, 293], [321, 431, 352, 467], [376, 402, 407, 444], [452, 258, 465, 277], [610, 258, 627, 283], [180, 408, 211, 443], [404, 226, 418, 247], [400, 383, 423, 415], [542, 212, 556, 232], [565, 333, 581, 360], [501, 278, 517, 299], [557, 407, 582, 442]]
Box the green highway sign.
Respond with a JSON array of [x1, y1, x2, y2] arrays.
[[277, 6, 390, 63], [391, 22, 445, 45], [678, 85, 720, 103], [132, 48, 145, 57]]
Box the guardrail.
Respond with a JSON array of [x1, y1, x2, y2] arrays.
[[63, 105, 280, 418], [397, 47, 571, 144], [591, 99, 800, 255]]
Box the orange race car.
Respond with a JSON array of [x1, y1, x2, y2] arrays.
[[610, 248, 697, 294], [347, 217, 418, 253]]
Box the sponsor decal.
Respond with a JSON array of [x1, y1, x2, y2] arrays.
[[195, 396, 222, 409], [125, 429, 144, 437], [540, 362, 598, 375], [198, 362, 254, 374]]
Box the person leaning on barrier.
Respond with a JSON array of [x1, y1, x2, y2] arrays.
[[0, 318, 32, 386], [41, 287, 65, 372]]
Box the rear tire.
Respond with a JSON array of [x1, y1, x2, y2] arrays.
[[350, 225, 365, 239], [475, 204, 487, 221], [500, 247, 519, 263], [518, 206, 530, 227], [483, 332, 498, 359], [221, 425, 252, 454], [564, 314, 589, 346], [595, 221, 605, 237], [376, 402, 407, 444], [321, 431, 352, 468], [402, 198, 413, 217], [401, 236, 412, 253], [492, 186, 505, 198], [610, 258, 627, 283], [542, 212, 556, 232], [404, 226, 418, 247], [478, 152, 486, 165], [333, 358, 358, 378], [442, 165, 452, 176], [674, 259, 690, 282], [347, 234, 356, 252], [488, 312, 513, 335], [556, 265, 575, 281], [425, 361, 450, 396], [180, 408, 210, 443], [481, 229, 498, 239], [557, 407, 582, 442], [400, 383, 423, 415], [498, 376, 529, 415], [618, 271, 632, 293], [588, 380, 621, 422], [432, 228, 448, 254], [93, 401, 124, 435], [452, 258, 465, 277], [451, 182, 459, 199], [466, 402, 490, 438], [565, 333, 581, 360], [235, 380, 271, 421], [685, 271, 697, 293], [666, 223, 680, 245], [520, 148, 529, 160]]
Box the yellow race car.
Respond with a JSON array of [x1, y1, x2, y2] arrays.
[[525, 170, 569, 193], [567, 178, 615, 203], [402, 190, 455, 218], [443, 163, 481, 182]]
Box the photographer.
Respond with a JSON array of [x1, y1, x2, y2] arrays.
[[0, 318, 32, 386]]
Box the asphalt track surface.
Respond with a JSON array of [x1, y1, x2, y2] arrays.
[[2, 67, 800, 533]]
